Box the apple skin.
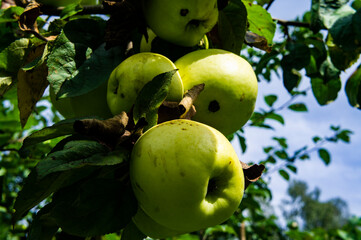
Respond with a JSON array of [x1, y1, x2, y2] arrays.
[[37, 0, 98, 7], [130, 119, 244, 234], [132, 208, 187, 239], [140, 28, 209, 53], [142, 0, 218, 47], [107, 52, 184, 116], [175, 49, 258, 136], [50, 80, 112, 119]]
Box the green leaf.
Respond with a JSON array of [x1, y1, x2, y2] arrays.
[[286, 165, 297, 173], [20, 119, 75, 152], [285, 42, 312, 70], [62, 18, 106, 50], [36, 140, 115, 179], [50, 177, 137, 237], [28, 204, 59, 240], [13, 166, 97, 221], [345, 64, 361, 109], [47, 32, 93, 94], [218, 0, 248, 54], [266, 112, 285, 125], [237, 133, 247, 153], [204, 224, 238, 236], [336, 130, 353, 143], [0, 6, 24, 23], [60, 3, 83, 19], [279, 169, 290, 180], [318, 148, 331, 165], [0, 38, 30, 73], [0, 74, 13, 97], [311, 59, 341, 105], [282, 67, 302, 93], [311, 0, 356, 30], [330, 14, 359, 51], [133, 70, 178, 128], [121, 221, 147, 240], [275, 150, 288, 159], [264, 94, 277, 107], [288, 103, 308, 112], [273, 137, 288, 149], [57, 44, 124, 98], [242, 1, 276, 44], [353, 0, 361, 10]]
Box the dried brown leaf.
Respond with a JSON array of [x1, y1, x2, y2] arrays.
[[245, 31, 272, 53], [18, 2, 48, 41], [179, 83, 204, 118], [17, 44, 49, 128], [241, 162, 265, 190], [73, 112, 129, 149]]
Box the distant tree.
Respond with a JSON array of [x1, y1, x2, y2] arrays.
[[282, 180, 349, 230]]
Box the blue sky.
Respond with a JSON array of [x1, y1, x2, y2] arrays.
[[232, 0, 361, 219]]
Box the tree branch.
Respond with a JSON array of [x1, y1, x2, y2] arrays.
[[39, 4, 108, 16], [274, 18, 312, 29]]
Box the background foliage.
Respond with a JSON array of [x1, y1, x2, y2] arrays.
[[0, 0, 360, 239]]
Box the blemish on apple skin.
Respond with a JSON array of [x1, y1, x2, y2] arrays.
[[135, 182, 144, 192], [180, 9, 189, 16], [229, 161, 232, 165], [208, 100, 220, 112], [181, 128, 187, 130], [120, 93, 125, 98], [180, 171, 186, 177], [154, 206, 160, 212], [240, 93, 245, 102]]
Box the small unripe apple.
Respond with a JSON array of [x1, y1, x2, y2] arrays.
[[107, 52, 184, 116], [140, 28, 209, 53], [50, 80, 112, 119], [142, 0, 219, 47], [130, 119, 244, 236], [175, 49, 258, 136]]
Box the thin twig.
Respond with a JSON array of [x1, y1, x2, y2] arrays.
[[265, 0, 275, 10]]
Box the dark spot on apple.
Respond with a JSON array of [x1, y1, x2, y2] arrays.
[[155, 206, 160, 212], [180, 171, 185, 177], [229, 161, 232, 165], [121, 93, 125, 98], [240, 93, 245, 102], [180, 9, 189, 16], [182, 128, 187, 130], [188, 19, 201, 27], [208, 100, 220, 112]]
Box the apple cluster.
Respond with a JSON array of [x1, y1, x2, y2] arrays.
[[50, 0, 259, 238]]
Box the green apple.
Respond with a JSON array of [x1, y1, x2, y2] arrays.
[[132, 208, 187, 239], [37, 0, 98, 7], [140, 28, 209, 53], [107, 52, 184, 116], [50, 80, 112, 119], [130, 119, 244, 234], [175, 49, 258, 136], [142, 0, 218, 47]]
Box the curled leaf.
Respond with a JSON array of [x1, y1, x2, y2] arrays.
[[179, 83, 205, 118], [73, 112, 129, 149], [245, 31, 272, 53], [240, 162, 265, 190]]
